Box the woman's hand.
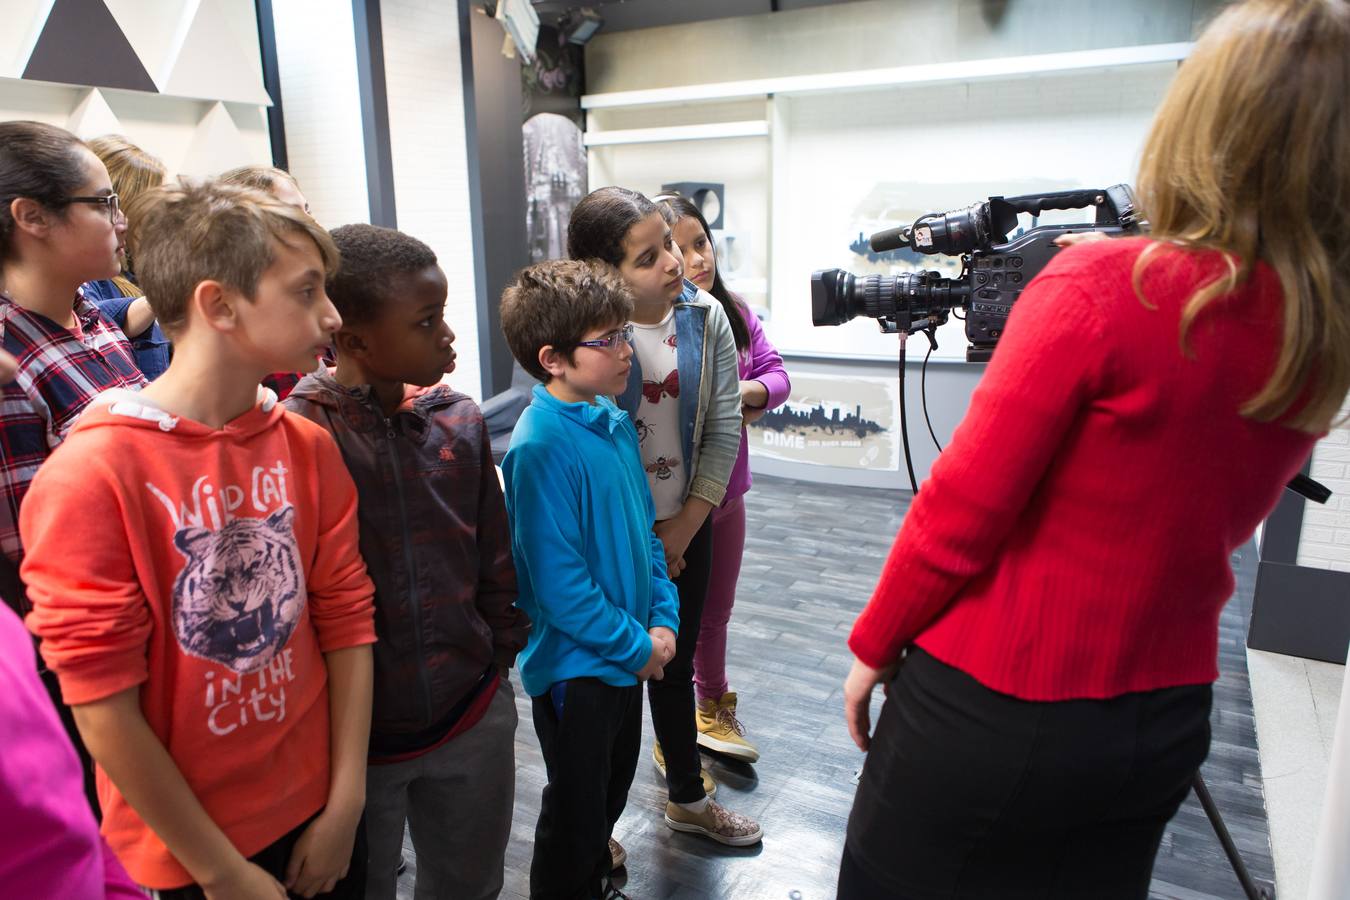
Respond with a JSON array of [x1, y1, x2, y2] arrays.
[[1052, 231, 1111, 249], [843, 656, 898, 752]]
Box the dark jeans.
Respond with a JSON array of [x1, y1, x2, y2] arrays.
[[839, 648, 1212, 900], [647, 515, 714, 803], [530, 678, 643, 900], [154, 813, 367, 899], [40, 664, 100, 820]]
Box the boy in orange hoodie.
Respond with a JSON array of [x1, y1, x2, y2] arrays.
[[21, 180, 377, 899]]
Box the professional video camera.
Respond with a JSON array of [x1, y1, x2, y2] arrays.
[[811, 185, 1141, 361]]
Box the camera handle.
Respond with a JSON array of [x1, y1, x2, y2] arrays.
[[990, 185, 1140, 238]]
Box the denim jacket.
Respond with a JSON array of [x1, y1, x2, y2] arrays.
[[616, 280, 742, 508], [81, 279, 171, 381]]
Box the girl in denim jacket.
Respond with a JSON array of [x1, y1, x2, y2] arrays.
[[569, 187, 762, 852], [655, 193, 790, 767]]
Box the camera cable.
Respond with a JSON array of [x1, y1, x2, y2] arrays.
[[897, 333, 920, 495], [921, 342, 943, 454]]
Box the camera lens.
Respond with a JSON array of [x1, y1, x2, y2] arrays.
[[811, 268, 850, 326], [812, 267, 970, 331]]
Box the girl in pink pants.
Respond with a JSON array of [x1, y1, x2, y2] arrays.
[[657, 194, 790, 763]]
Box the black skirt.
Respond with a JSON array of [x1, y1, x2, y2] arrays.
[[839, 647, 1212, 900]]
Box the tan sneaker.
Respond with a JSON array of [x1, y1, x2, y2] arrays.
[[652, 741, 717, 797], [664, 798, 763, 846], [695, 693, 760, 763], [608, 836, 627, 870]]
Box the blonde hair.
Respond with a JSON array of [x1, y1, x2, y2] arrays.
[[217, 164, 300, 195], [127, 180, 338, 338], [1133, 0, 1350, 433], [87, 135, 166, 297]]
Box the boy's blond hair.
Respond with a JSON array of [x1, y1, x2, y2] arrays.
[[216, 164, 301, 195], [87, 135, 166, 298], [127, 179, 339, 338]]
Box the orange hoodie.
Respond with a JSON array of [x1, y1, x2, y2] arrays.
[[21, 388, 376, 889]]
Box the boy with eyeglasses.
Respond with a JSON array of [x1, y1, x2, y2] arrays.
[[499, 260, 679, 900]]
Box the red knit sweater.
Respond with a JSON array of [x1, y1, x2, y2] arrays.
[[848, 238, 1320, 701]]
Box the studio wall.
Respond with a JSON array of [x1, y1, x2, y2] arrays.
[[272, 0, 371, 229], [581, 0, 1193, 485], [1301, 408, 1350, 575], [380, 0, 482, 401], [0, 0, 273, 181]]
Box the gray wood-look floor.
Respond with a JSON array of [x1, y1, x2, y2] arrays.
[[395, 474, 1275, 899]]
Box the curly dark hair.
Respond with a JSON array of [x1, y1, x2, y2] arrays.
[[567, 186, 659, 266], [500, 259, 633, 382], [326, 223, 438, 325]]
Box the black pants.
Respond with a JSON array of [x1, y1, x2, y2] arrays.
[[154, 812, 367, 899], [839, 648, 1212, 900], [40, 664, 100, 820], [647, 515, 714, 803], [530, 678, 643, 900]]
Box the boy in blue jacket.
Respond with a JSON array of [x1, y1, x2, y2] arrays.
[[500, 260, 678, 900]]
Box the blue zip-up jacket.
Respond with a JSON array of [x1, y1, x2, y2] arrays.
[[503, 385, 680, 697], [616, 280, 741, 508]]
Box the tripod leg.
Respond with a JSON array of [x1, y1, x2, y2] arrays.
[[1191, 772, 1275, 899]]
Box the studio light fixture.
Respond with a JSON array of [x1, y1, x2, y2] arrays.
[[662, 181, 725, 230], [496, 0, 540, 63], [559, 7, 604, 45]]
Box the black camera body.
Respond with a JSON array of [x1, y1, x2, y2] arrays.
[[812, 185, 1141, 361]]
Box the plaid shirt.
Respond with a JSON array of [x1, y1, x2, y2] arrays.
[[0, 292, 145, 608], [262, 370, 304, 400]]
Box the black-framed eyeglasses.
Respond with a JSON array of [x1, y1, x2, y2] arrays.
[[65, 193, 122, 223], [575, 324, 633, 352]]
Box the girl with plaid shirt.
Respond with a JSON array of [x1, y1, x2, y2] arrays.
[[0, 121, 146, 816]]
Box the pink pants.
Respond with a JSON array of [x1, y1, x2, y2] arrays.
[[693, 494, 746, 702]]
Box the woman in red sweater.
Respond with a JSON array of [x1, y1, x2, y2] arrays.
[[838, 1, 1350, 897]]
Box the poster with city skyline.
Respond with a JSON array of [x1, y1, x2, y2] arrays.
[[747, 373, 898, 470]]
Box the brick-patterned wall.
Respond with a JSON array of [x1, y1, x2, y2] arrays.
[[273, 0, 370, 229], [1299, 400, 1350, 573], [381, 0, 481, 400]]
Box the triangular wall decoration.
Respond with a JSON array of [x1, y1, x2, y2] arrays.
[[177, 101, 254, 178], [23, 0, 159, 93], [0, 0, 57, 79], [103, 0, 196, 92], [66, 88, 125, 139], [162, 0, 271, 105]]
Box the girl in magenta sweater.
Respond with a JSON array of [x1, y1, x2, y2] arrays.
[[839, 0, 1350, 896], [0, 343, 140, 900], [655, 194, 790, 764]]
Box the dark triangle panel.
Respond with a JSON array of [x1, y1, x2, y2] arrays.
[[23, 0, 159, 94]]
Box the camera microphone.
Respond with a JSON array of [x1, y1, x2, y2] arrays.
[[869, 226, 911, 253]]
